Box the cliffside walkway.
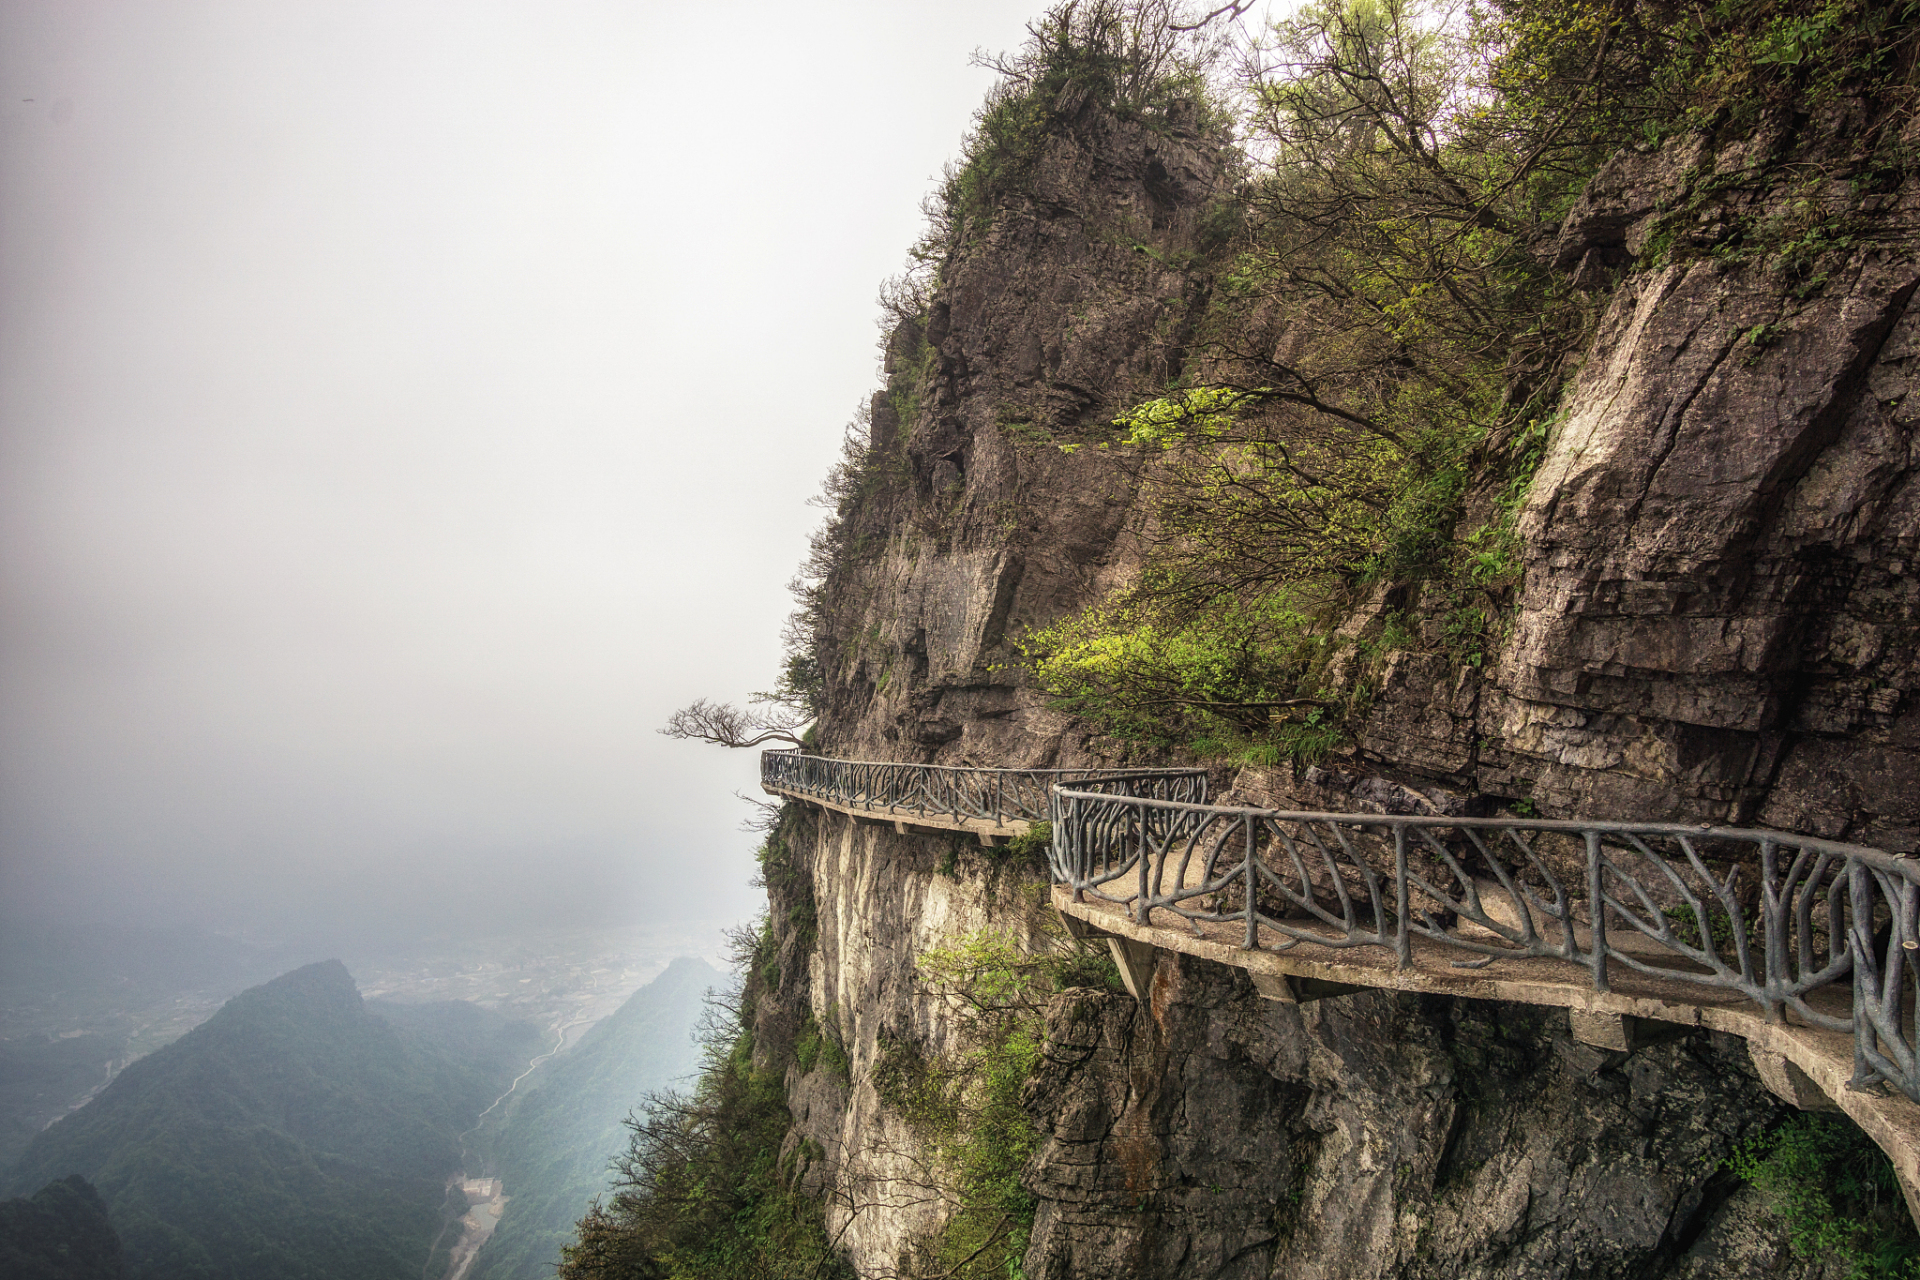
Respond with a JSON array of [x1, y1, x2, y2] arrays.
[[761, 749, 1920, 1219]]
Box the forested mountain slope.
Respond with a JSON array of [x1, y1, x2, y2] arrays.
[[0, 1175, 122, 1280], [5, 961, 538, 1280]]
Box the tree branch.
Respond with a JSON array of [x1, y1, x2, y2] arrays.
[[660, 697, 808, 749]]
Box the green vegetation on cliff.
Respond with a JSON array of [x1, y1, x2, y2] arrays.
[[1733, 1114, 1920, 1280], [875, 926, 1123, 1280], [555, 923, 851, 1280], [986, 0, 1920, 765]]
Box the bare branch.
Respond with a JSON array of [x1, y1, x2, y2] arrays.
[[1171, 1, 1253, 33], [659, 697, 807, 749], [734, 791, 785, 834]]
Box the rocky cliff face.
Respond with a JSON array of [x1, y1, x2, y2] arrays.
[[1025, 959, 1801, 1280], [819, 93, 1225, 769], [1498, 122, 1920, 848], [761, 82, 1918, 1279]]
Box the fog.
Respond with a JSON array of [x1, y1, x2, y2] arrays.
[[0, 0, 1044, 946]]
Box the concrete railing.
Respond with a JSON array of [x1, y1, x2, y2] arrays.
[[763, 749, 1920, 1215], [759, 748, 1206, 831], [1048, 784, 1917, 1104]]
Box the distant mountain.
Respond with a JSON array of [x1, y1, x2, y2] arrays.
[[470, 956, 718, 1280], [5, 960, 540, 1280], [0, 919, 295, 1170], [0, 1175, 122, 1280]]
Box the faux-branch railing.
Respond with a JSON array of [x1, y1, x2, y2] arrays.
[[1048, 783, 1919, 1104], [759, 748, 1207, 828], [759, 750, 1916, 1105]]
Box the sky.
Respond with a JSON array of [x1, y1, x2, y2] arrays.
[[0, 0, 1054, 947]]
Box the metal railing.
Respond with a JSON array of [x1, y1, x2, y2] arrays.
[[761, 749, 1207, 828], [1048, 784, 1920, 1102], [762, 748, 1917, 1102]]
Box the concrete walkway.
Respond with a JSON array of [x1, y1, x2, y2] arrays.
[[1052, 882, 1920, 1225], [764, 773, 1920, 1224]]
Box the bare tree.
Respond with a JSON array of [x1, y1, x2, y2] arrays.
[[659, 696, 808, 749], [734, 791, 784, 834]]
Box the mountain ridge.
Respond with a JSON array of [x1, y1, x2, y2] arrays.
[[6, 959, 535, 1280]]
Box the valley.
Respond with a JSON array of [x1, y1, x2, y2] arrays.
[[0, 918, 728, 1172]]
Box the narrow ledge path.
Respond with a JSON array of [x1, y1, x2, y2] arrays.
[[763, 750, 1920, 1226], [1049, 882, 1920, 1225]]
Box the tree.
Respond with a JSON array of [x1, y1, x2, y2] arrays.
[[658, 696, 808, 750]]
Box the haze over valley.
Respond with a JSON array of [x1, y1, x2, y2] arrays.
[[0, 2, 1061, 1272], [10, 0, 1920, 1277]]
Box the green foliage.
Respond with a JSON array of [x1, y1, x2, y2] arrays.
[[1006, 0, 1618, 759], [1022, 0, 1664, 729], [792, 1011, 850, 1083], [1016, 583, 1374, 764], [930, 0, 1227, 249], [887, 323, 938, 440], [1663, 0, 1919, 124], [1000, 820, 1054, 865], [1113, 387, 1249, 448], [1731, 1114, 1920, 1279], [879, 927, 1122, 1279], [1033, 289, 1564, 753], [558, 927, 852, 1280], [756, 816, 821, 962]]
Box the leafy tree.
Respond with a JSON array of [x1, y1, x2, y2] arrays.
[[1014, 0, 1664, 754]]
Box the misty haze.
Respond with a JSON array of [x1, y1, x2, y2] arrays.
[[1, 0, 1032, 941], [1, 0, 1036, 1274], [10, 1, 1920, 1279]]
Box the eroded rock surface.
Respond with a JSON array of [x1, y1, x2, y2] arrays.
[[1025, 954, 1818, 1280], [768, 95, 1913, 1279]]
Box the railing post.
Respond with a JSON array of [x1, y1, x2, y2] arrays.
[[1760, 840, 1784, 1021], [1850, 859, 1880, 1091], [1243, 815, 1258, 950], [1134, 800, 1150, 925], [1393, 825, 1411, 969], [1586, 829, 1609, 994]]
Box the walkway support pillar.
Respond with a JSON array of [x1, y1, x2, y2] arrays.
[[1108, 937, 1160, 1000], [1250, 972, 1366, 1005], [1568, 1010, 1687, 1054], [1749, 1044, 1840, 1112]]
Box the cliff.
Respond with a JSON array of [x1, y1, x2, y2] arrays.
[[646, 7, 1920, 1279]]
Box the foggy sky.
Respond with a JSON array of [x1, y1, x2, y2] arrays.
[[0, 0, 1046, 943]]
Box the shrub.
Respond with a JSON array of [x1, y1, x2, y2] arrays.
[[882, 926, 1124, 1279], [1731, 1114, 1920, 1279]]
